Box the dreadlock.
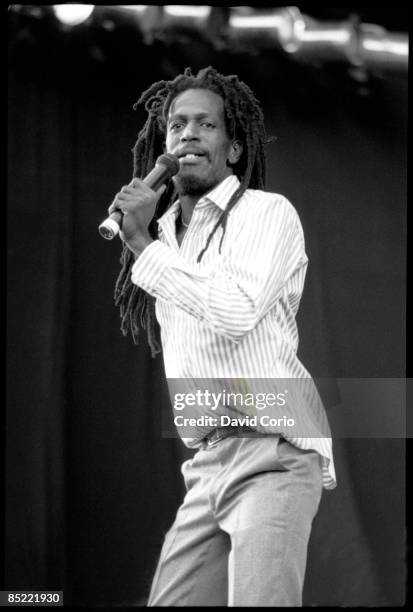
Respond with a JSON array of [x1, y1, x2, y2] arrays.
[[114, 66, 273, 357]]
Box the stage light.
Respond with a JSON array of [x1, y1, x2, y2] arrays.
[[42, 4, 406, 72], [229, 7, 297, 39], [363, 38, 408, 56], [163, 6, 211, 19], [53, 4, 94, 26], [360, 25, 408, 59], [117, 6, 147, 15], [228, 7, 301, 52], [295, 24, 352, 45]]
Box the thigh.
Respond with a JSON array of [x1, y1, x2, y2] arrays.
[[148, 456, 230, 606], [215, 436, 322, 533], [219, 438, 323, 606]]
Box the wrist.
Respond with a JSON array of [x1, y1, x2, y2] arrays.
[[125, 233, 153, 256]]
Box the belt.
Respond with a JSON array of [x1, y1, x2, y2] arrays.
[[204, 426, 255, 447]]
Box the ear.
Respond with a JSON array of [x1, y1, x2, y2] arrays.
[[228, 140, 243, 165]]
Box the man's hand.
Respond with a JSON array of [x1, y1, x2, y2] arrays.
[[108, 178, 166, 255]]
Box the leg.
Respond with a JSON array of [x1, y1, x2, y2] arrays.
[[214, 437, 323, 606], [147, 452, 230, 606]]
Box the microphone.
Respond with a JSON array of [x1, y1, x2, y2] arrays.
[[98, 153, 180, 240]]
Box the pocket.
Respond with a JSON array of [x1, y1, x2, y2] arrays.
[[249, 434, 290, 473], [275, 437, 320, 473]]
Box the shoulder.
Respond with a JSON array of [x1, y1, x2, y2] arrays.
[[230, 188, 302, 227], [224, 188, 306, 252]]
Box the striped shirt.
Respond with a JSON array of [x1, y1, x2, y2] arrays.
[[131, 175, 336, 489]]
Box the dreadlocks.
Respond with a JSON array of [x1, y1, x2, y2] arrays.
[[114, 66, 272, 357]]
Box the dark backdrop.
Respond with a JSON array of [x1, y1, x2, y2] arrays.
[[7, 9, 406, 607]]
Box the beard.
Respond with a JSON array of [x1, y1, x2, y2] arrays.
[[174, 173, 217, 197]]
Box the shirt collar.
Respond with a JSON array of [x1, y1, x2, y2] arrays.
[[198, 174, 241, 211], [158, 174, 241, 225]]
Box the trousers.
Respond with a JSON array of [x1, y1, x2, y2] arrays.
[[147, 435, 323, 607]]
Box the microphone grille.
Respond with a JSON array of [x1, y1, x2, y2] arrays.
[[156, 153, 180, 177]]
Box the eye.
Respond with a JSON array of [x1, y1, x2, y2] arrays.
[[169, 122, 183, 131], [201, 122, 215, 129]]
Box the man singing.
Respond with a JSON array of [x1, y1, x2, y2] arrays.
[[107, 66, 336, 606]]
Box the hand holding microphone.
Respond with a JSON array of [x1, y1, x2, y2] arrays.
[[98, 153, 180, 240]]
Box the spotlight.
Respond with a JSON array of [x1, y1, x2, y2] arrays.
[[52, 4, 94, 26], [163, 6, 211, 19]]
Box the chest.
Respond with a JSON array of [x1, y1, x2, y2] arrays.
[[175, 221, 187, 247], [161, 205, 236, 266]]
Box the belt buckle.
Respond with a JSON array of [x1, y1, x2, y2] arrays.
[[207, 429, 223, 447]]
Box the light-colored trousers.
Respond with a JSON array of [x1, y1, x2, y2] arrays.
[[148, 435, 323, 607]]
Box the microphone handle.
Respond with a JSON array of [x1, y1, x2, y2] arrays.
[[98, 165, 170, 240]]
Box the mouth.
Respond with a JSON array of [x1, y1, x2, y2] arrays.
[[177, 152, 207, 164]]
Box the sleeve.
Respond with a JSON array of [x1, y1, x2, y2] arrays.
[[131, 196, 307, 342]]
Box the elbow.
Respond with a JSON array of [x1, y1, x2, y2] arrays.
[[214, 311, 258, 343], [208, 290, 261, 342]]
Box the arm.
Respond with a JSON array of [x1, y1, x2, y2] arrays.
[[131, 196, 307, 342]]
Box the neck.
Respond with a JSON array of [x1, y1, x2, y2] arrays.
[[176, 172, 234, 225], [179, 194, 199, 226]]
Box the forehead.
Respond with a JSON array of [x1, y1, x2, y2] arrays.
[[168, 88, 225, 118]]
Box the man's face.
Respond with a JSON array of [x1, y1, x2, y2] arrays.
[[165, 88, 242, 196]]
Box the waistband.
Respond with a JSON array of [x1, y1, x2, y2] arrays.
[[203, 426, 257, 447]]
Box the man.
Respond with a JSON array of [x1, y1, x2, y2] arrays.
[[108, 66, 336, 606]]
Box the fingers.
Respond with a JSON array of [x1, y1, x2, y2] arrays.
[[107, 190, 131, 215], [107, 194, 123, 215], [120, 185, 138, 196], [106, 179, 166, 216], [107, 200, 117, 215], [107, 205, 123, 216], [130, 177, 145, 188]]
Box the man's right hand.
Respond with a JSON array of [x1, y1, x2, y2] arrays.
[[107, 178, 166, 254]]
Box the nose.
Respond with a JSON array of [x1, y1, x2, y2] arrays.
[[180, 120, 200, 141]]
